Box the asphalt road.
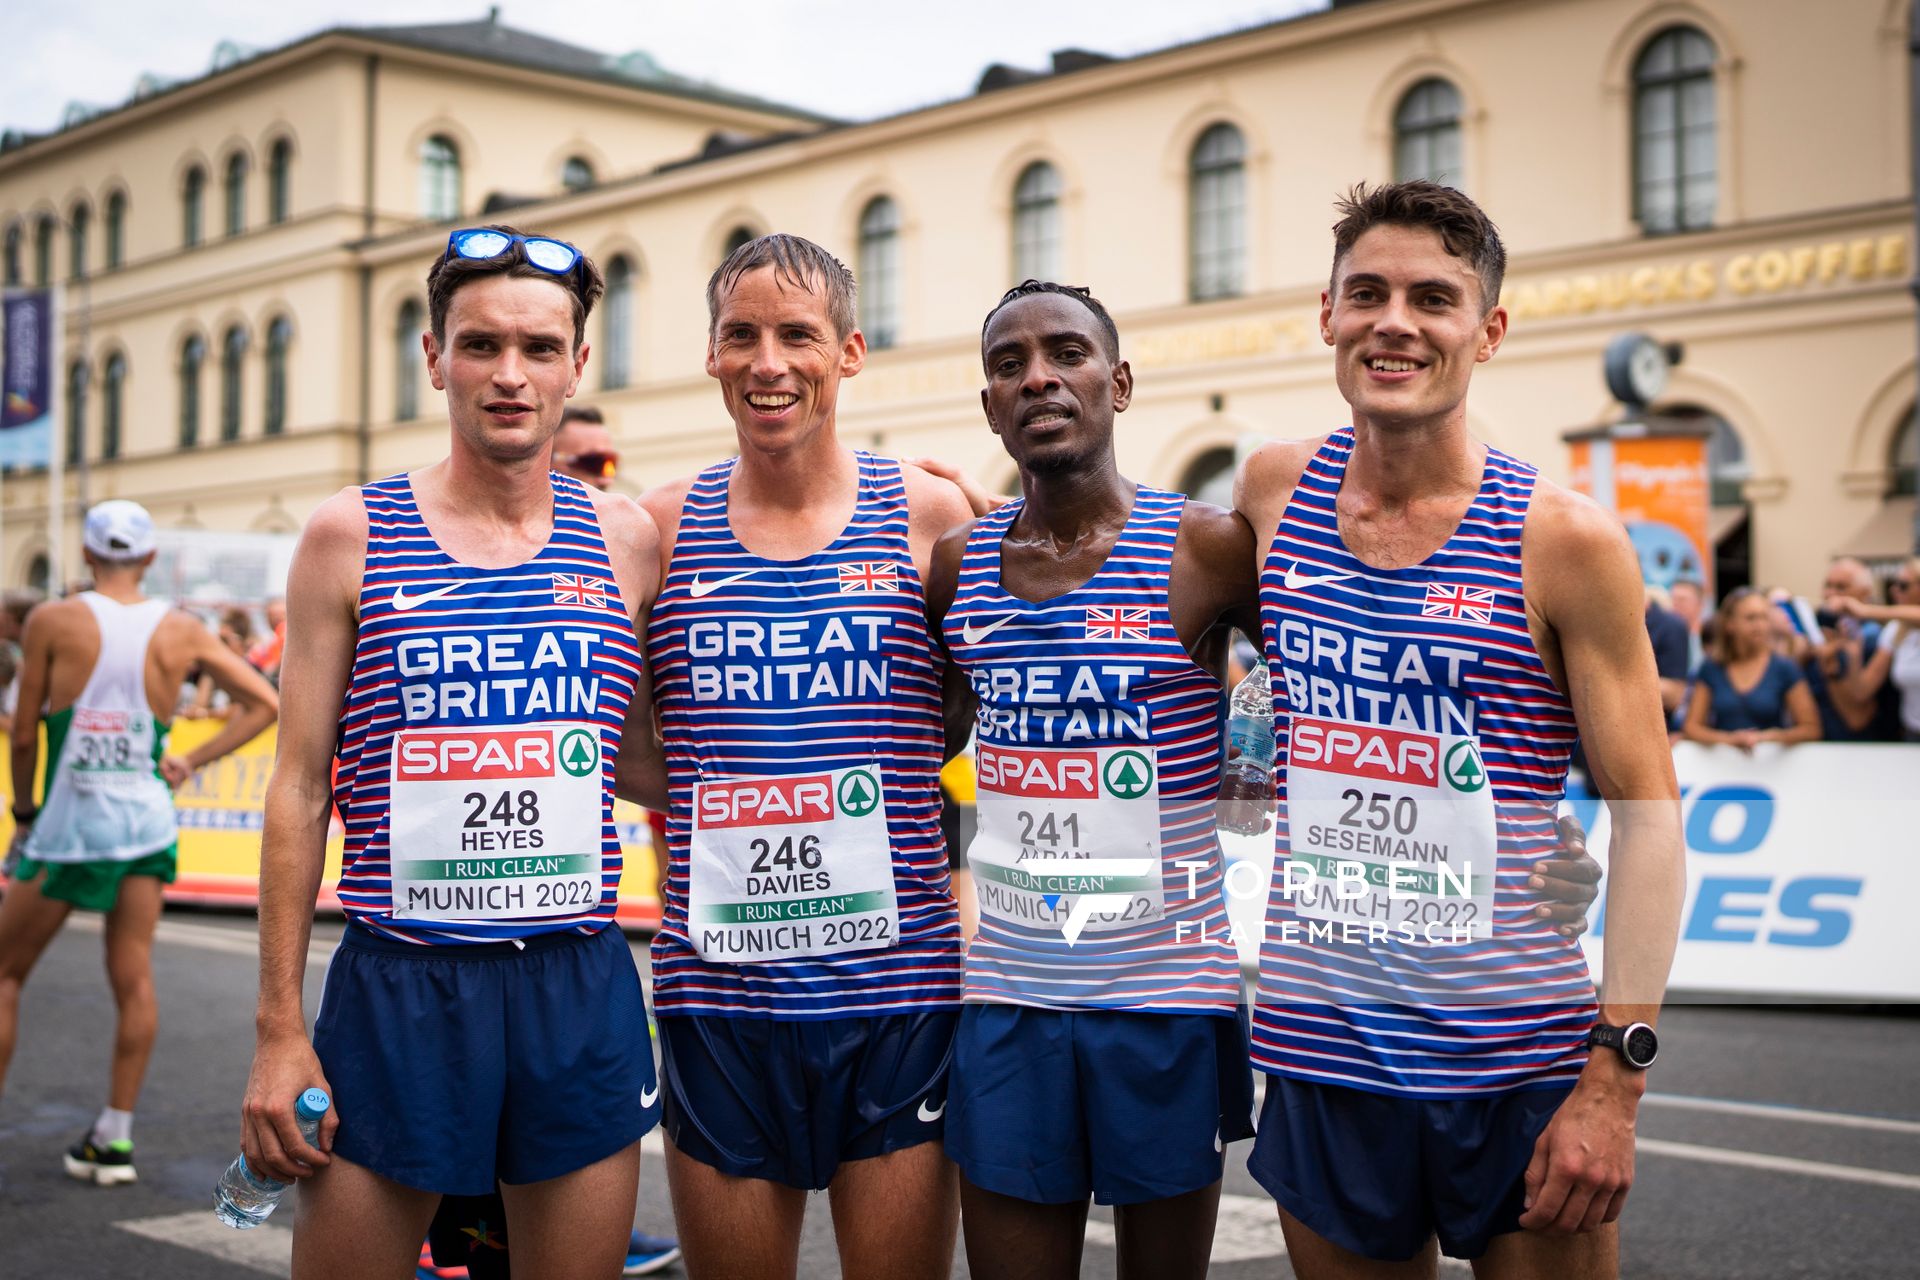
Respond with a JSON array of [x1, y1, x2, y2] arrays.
[[1, 907, 1915, 1278]]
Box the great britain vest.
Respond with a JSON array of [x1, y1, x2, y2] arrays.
[[333, 472, 640, 945], [944, 486, 1240, 1012], [646, 452, 962, 1019], [1251, 430, 1596, 1096]]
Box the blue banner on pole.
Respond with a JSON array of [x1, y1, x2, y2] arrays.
[[1, 289, 56, 469]]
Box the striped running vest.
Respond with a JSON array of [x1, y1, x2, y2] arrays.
[[1251, 430, 1595, 1096], [333, 472, 641, 945], [944, 486, 1240, 1012], [646, 452, 961, 1019]]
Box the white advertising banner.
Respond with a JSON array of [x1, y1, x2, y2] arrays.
[[1568, 743, 1917, 1002]]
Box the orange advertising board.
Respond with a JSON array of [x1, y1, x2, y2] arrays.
[[1569, 432, 1711, 594]]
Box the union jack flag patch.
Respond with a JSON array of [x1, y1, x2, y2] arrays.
[[552, 573, 610, 608], [1085, 605, 1151, 640], [838, 561, 900, 592], [1422, 582, 1496, 623]]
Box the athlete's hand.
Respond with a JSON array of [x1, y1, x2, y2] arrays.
[[159, 755, 195, 790], [241, 1031, 336, 1182], [1519, 1068, 1639, 1233], [1529, 816, 1601, 939], [909, 456, 1011, 518]]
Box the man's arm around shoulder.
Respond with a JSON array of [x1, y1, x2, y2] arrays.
[[241, 489, 365, 1183], [592, 490, 671, 812], [1520, 482, 1685, 1235]]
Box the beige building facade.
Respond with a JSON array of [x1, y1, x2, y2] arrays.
[[2, 0, 1915, 598]]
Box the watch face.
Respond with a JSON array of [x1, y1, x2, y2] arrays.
[[1624, 1024, 1659, 1066]]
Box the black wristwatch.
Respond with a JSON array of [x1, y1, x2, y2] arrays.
[[10, 806, 37, 825], [1588, 1021, 1659, 1069]]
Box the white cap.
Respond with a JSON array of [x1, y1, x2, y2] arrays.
[[83, 499, 156, 560]]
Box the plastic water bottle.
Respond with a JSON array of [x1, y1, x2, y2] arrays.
[[213, 1088, 329, 1229], [1217, 662, 1275, 836]]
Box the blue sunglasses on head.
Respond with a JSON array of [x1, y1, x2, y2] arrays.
[[444, 228, 582, 274]]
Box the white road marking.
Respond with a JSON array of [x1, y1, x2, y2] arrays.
[[67, 913, 334, 969], [1644, 1092, 1920, 1137], [118, 1211, 291, 1276], [1638, 1137, 1920, 1192]]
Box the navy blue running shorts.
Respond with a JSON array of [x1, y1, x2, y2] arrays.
[[1248, 1073, 1574, 1261], [658, 1009, 956, 1190], [945, 1004, 1256, 1206], [313, 922, 660, 1196]]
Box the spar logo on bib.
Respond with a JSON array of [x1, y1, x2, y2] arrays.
[[394, 728, 555, 780], [1103, 750, 1154, 799], [838, 768, 881, 817], [977, 746, 1098, 799], [558, 729, 600, 777], [697, 774, 836, 829], [1289, 718, 1439, 785], [1443, 741, 1488, 792]]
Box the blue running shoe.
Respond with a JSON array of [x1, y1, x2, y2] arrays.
[[624, 1228, 681, 1275]]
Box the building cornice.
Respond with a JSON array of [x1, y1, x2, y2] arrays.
[[0, 31, 824, 174]]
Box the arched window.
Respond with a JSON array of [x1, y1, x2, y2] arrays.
[[602, 256, 634, 389], [264, 315, 292, 435], [105, 191, 127, 270], [224, 151, 248, 236], [221, 324, 248, 441], [182, 165, 206, 247], [1893, 407, 1917, 498], [268, 138, 292, 224], [721, 224, 756, 262], [1179, 447, 1237, 510], [1011, 161, 1062, 284], [857, 196, 900, 350], [3, 222, 18, 285], [68, 202, 89, 280], [101, 353, 126, 460], [561, 156, 595, 192], [179, 335, 206, 448], [1394, 78, 1463, 186], [33, 214, 54, 286], [1634, 27, 1718, 235], [420, 135, 461, 220], [396, 300, 423, 421], [1189, 123, 1246, 302], [65, 360, 88, 467], [26, 553, 48, 595]]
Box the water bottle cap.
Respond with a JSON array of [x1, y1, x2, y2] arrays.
[[296, 1088, 331, 1120]]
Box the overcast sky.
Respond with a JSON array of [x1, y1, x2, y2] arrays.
[[6, 0, 1327, 135]]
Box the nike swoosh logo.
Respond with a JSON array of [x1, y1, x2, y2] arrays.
[[1283, 564, 1356, 591], [960, 614, 1018, 645], [917, 1098, 946, 1123], [688, 570, 760, 599], [390, 581, 467, 611], [641, 1083, 660, 1108]]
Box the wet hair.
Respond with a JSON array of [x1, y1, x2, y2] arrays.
[[559, 404, 604, 426], [426, 223, 604, 351], [707, 233, 857, 339], [980, 280, 1120, 364], [1330, 181, 1507, 313]]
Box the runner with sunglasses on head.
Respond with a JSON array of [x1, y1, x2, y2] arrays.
[[239, 225, 671, 1278]]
